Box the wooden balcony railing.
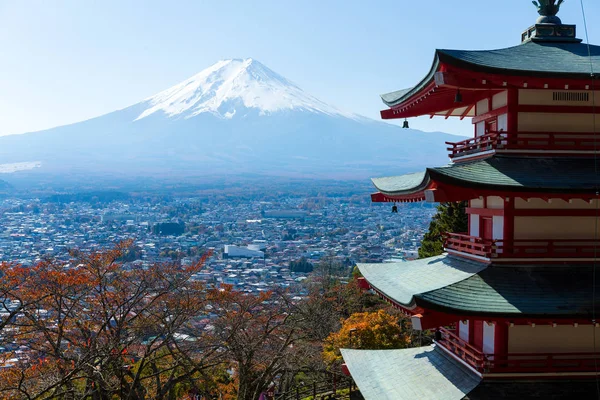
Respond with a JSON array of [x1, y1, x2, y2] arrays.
[[446, 131, 600, 160], [437, 327, 487, 372], [504, 132, 600, 152], [443, 233, 495, 258], [437, 327, 600, 374], [444, 234, 600, 260], [446, 133, 500, 159], [495, 239, 600, 258], [490, 352, 600, 373]]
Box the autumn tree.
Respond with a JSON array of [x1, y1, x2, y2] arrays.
[[323, 310, 412, 365], [265, 278, 384, 392], [0, 243, 396, 400], [207, 286, 299, 400], [0, 242, 219, 400]]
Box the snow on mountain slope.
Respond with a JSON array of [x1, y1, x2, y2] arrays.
[[136, 58, 360, 121], [0, 57, 460, 183]]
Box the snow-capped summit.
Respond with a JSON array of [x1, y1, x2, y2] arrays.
[[136, 58, 358, 121], [0, 58, 458, 182]]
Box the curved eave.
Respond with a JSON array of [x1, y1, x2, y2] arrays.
[[429, 169, 600, 195], [380, 55, 440, 108], [356, 254, 487, 308], [373, 157, 600, 205], [436, 42, 600, 80], [413, 265, 600, 318], [428, 156, 600, 195], [341, 346, 481, 400], [371, 171, 432, 203], [380, 41, 600, 117]]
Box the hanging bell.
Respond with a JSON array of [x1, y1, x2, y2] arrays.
[[454, 89, 463, 103], [402, 119, 409, 129], [392, 204, 398, 213]]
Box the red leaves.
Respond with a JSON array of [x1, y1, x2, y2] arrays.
[[0, 242, 214, 399]]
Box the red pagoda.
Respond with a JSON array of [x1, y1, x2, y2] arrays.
[[342, 2, 600, 399]]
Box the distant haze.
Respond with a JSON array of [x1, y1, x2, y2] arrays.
[[0, 59, 460, 184]]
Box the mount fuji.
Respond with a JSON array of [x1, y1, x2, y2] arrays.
[[0, 58, 459, 182]]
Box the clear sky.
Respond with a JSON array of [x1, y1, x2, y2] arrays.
[[0, 0, 598, 137]]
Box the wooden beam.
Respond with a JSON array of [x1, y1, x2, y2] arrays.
[[518, 104, 600, 114], [465, 207, 504, 216], [472, 105, 509, 124], [460, 104, 474, 120], [513, 208, 600, 217]]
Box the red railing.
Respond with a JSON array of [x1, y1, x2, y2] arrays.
[[443, 233, 495, 258], [490, 352, 600, 373], [495, 239, 600, 258], [437, 327, 600, 374], [446, 133, 500, 159], [437, 327, 487, 372], [446, 131, 600, 159], [503, 132, 600, 152], [444, 233, 600, 260]]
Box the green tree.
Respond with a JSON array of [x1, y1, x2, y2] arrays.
[[290, 257, 314, 273], [418, 201, 468, 259]]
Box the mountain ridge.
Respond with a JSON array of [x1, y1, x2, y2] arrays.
[[0, 58, 459, 183], [135, 58, 362, 121]]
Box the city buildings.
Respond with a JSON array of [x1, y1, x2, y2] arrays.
[[0, 193, 435, 296]]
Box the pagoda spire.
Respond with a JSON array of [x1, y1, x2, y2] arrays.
[[532, 0, 564, 23]]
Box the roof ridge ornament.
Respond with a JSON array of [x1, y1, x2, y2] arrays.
[[532, 0, 564, 24], [522, 0, 580, 43]]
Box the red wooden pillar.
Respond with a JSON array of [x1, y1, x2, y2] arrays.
[[468, 319, 476, 346], [478, 196, 488, 239], [504, 197, 515, 253], [473, 320, 484, 351], [507, 88, 519, 134], [468, 199, 472, 236], [494, 322, 509, 357]]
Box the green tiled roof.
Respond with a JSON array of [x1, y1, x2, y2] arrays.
[[373, 156, 600, 196], [357, 255, 487, 306], [382, 40, 600, 107], [431, 156, 600, 191], [371, 171, 429, 196], [438, 41, 600, 78], [380, 88, 414, 104], [416, 265, 600, 317], [342, 346, 481, 400]]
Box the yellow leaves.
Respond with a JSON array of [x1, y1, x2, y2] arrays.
[[323, 310, 411, 365]]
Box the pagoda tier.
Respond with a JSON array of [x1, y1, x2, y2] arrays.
[[380, 40, 600, 121], [351, 255, 600, 383], [342, 346, 600, 400], [358, 255, 600, 323], [341, 346, 481, 400], [371, 155, 600, 204]]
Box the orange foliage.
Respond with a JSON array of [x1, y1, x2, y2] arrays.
[[0, 242, 215, 399], [323, 310, 412, 364]]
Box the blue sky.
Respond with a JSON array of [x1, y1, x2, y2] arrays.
[[0, 0, 598, 137]]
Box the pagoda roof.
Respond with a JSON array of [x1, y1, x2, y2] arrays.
[[357, 254, 487, 307], [342, 346, 600, 399], [372, 156, 600, 202], [416, 264, 600, 318], [381, 41, 600, 113], [358, 255, 600, 318], [341, 346, 481, 400], [382, 40, 600, 108]]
